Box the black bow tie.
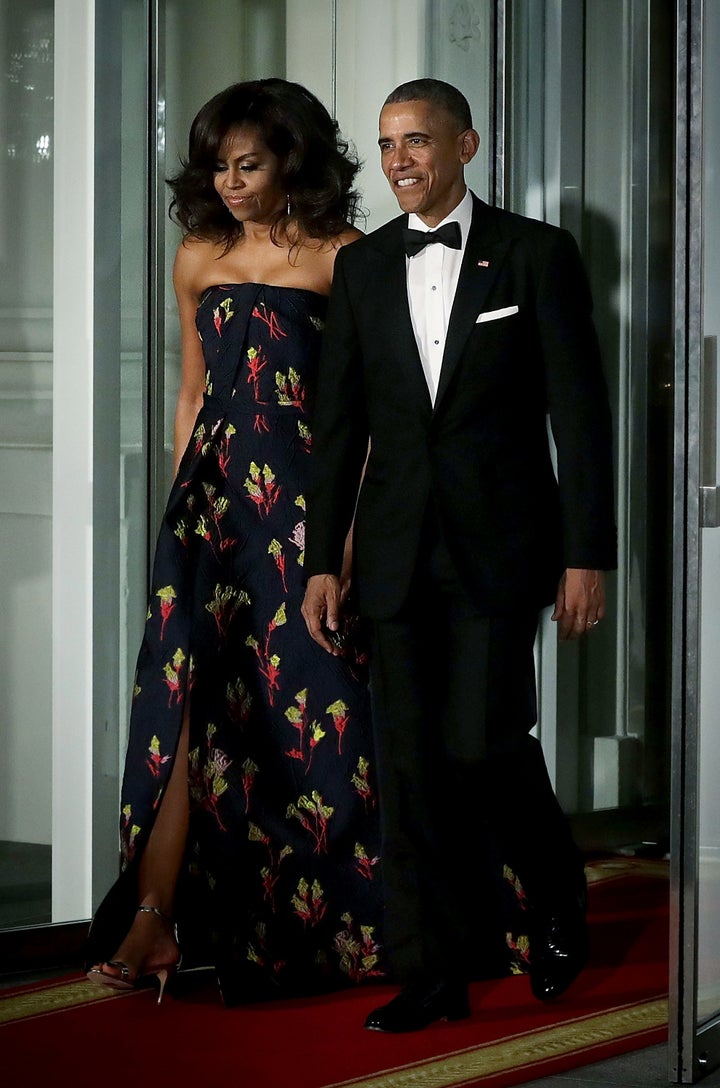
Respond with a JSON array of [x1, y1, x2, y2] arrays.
[[402, 220, 462, 257]]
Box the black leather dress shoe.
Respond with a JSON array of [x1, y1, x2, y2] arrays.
[[364, 979, 470, 1032], [529, 890, 589, 1002]]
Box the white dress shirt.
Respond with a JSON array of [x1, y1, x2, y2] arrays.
[[406, 188, 473, 403]]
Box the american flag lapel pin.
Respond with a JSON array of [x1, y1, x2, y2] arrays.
[[478, 259, 490, 267]]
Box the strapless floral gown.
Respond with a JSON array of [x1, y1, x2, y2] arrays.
[[87, 284, 386, 1002]]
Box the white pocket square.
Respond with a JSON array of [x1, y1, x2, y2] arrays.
[[476, 304, 519, 323]]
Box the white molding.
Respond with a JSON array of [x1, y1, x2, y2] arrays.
[[51, 0, 95, 923]]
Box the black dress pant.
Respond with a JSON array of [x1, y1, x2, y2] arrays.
[[367, 514, 583, 983]]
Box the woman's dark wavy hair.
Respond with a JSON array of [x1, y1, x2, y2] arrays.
[[168, 78, 361, 248]]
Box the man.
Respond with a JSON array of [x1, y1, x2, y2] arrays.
[[301, 79, 616, 1033]]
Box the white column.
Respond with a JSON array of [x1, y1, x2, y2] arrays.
[[51, 0, 95, 922]]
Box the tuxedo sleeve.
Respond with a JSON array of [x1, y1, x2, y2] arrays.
[[537, 229, 617, 570], [304, 245, 369, 578]]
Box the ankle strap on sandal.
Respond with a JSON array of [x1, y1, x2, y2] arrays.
[[137, 904, 174, 925]]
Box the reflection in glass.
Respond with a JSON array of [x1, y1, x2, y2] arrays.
[[0, 0, 54, 928]]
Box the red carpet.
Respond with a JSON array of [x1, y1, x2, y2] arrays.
[[1, 858, 668, 1088]]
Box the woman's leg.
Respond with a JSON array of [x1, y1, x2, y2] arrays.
[[98, 707, 190, 976]]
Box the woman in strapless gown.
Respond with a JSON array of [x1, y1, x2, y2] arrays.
[[84, 79, 387, 1004]]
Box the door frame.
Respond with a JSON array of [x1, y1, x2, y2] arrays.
[[669, 0, 720, 1081]]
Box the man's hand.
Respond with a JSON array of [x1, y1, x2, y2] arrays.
[[302, 574, 344, 655], [552, 568, 606, 642]]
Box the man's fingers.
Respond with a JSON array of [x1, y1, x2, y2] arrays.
[[301, 575, 342, 655]]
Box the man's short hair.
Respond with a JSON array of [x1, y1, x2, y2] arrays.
[[383, 79, 473, 131]]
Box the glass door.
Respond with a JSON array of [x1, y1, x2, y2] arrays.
[[0, 0, 54, 930], [670, 0, 720, 1080], [503, 0, 674, 850], [0, 0, 149, 970]]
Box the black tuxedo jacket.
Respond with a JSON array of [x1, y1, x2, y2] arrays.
[[305, 195, 617, 620]]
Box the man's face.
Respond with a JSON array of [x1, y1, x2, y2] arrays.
[[378, 99, 479, 226]]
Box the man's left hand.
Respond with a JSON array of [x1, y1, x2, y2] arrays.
[[552, 568, 606, 642]]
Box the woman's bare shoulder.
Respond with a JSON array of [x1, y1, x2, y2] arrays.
[[173, 234, 227, 295]]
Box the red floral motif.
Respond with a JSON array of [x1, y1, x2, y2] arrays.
[[189, 724, 232, 831], [226, 676, 252, 727], [217, 424, 236, 478], [275, 366, 305, 410], [156, 585, 177, 641], [326, 699, 350, 755], [333, 914, 384, 982], [284, 688, 325, 772], [162, 648, 186, 707], [213, 296, 234, 337], [246, 604, 286, 705], [505, 931, 531, 973], [248, 823, 293, 909], [503, 864, 528, 910], [193, 422, 207, 457], [146, 733, 172, 777], [241, 757, 258, 813], [252, 303, 287, 341], [195, 482, 237, 557], [291, 877, 327, 926], [244, 461, 281, 517], [351, 756, 376, 809], [286, 791, 334, 855], [247, 922, 286, 976], [297, 419, 312, 453], [354, 842, 380, 881], [120, 803, 140, 866], [246, 346, 268, 403], [205, 584, 250, 641], [268, 538, 288, 593]]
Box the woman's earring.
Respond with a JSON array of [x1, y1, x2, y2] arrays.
[[286, 194, 291, 216]]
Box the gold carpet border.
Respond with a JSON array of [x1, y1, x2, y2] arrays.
[[0, 979, 126, 1025], [322, 997, 668, 1088]]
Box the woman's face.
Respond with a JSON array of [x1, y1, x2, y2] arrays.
[[213, 124, 285, 225]]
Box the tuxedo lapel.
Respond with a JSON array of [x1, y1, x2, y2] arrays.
[[434, 201, 511, 411], [370, 219, 432, 414]]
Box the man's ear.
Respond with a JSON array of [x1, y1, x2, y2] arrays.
[[460, 128, 480, 165]]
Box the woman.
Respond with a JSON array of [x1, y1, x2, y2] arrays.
[[85, 79, 385, 1005]]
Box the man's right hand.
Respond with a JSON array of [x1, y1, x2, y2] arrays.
[[302, 574, 344, 655]]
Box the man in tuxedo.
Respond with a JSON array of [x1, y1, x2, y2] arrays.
[[301, 79, 616, 1032]]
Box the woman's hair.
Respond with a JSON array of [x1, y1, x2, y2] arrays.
[[168, 78, 361, 248]]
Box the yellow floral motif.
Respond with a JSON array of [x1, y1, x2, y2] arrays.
[[244, 461, 280, 516], [334, 913, 382, 980], [205, 585, 250, 638], [291, 877, 327, 925], [163, 648, 185, 686], [272, 603, 287, 628], [310, 722, 325, 744], [219, 297, 234, 322], [287, 791, 334, 854], [248, 822, 266, 843], [295, 494, 306, 512], [275, 366, 304, 407]]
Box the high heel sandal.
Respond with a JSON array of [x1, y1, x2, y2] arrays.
[[86, 904, 181, 1003]]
